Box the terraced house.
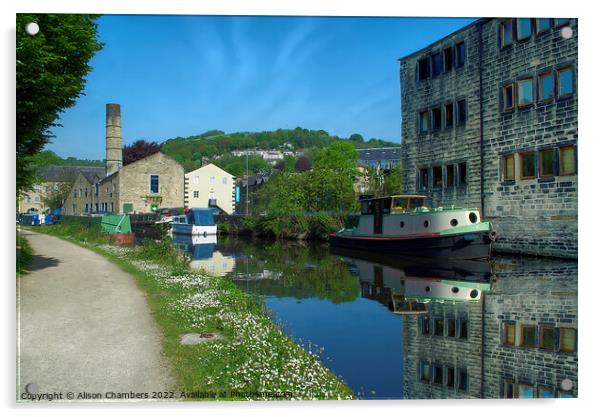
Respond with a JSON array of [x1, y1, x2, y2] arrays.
[[399, 18, 577, 258]]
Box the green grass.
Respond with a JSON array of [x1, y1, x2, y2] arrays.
[[16, 227, 33, 276], [26, 224, 354, 401]]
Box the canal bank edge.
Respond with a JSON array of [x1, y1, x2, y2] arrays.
[[20, 225, 355, 401]]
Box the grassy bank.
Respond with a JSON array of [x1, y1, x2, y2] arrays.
[[25, 224, 354, 400], [16, 228, 33, 276]]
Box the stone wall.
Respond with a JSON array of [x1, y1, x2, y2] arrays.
[[482, 256, 578, 398], [399, 18, 578, 258], [401, 255, 578, 398], [480, 19, 578, 258]]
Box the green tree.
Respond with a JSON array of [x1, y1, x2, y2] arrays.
[[16, 14, 103, 193], [349, 133, 364, 143], [313, 141, 359, 181]]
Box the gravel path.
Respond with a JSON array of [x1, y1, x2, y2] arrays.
[[17, 230, 175, 402]]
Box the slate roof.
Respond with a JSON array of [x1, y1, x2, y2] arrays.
[[358, 147, 402, 162], [36, 165, 105, 183]]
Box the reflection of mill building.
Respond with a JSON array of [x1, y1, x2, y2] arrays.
[[403, 257, 577, 399], [399, 18, 577, 258]]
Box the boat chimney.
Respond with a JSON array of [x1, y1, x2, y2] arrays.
[[105, 103, 123, 176]]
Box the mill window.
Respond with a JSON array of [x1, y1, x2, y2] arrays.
[[517, 18, 532, 40], [536, 18, 552, 33], [558, 66, 574, 97], [517, 78, 534, 107], [455, 41, 465, 67], [538, 72, 554, 101], [456, 99, 467, 125], [446, 367, 455, 388], [431, 107, 442, 131], [431, 52, 443, 76], [518, 384, 535, 398], [433, 166, 443, 188], [503, 83, 515, 111], [447, 318, 456, 337], [458, 369, 468, 391], [559, 145, 576, 175], [458, 162, 468, 186], [193, 191, 199, 198], [445, 103, 454, 128], [520, 324, 537, 348], [420, 361, 431, 382], [559, 328, 577, 352], [443, 47, 453, 72], [419, 168, 429, 190], [446, 164, 455, 187], [520, 152, 536, 179], [418, 57, 430, 80], [434, 318, 444, 336], [503, 154, 515, 181], [500, 19, 513, 47], [539, 148, 554, 178], [433, 365, 444, 385], [503, 321, 516, 346], [150, 175, 159, 193], [540, 326, 554, 350], [419, 110, 429, 134], [555, 18, 570, 26]]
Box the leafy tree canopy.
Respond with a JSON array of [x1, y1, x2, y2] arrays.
[[123, 139, 161, 166], [16, 14, 103, 193]]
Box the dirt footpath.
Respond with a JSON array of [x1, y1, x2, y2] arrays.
[[17, 230, 175, 401]]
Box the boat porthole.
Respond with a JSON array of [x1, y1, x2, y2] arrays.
[[424, 220, 430, 228], [469, 212, 478, 223], [469, 289, 479, 299], [400, 221, 405, 228], [425, 286, 430, 292], [450, 219, 458, 227], [452, 287, 459, 293]]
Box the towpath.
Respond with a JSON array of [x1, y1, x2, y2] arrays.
[[17, 230, 175, 401]]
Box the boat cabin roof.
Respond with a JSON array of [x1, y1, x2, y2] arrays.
[[360, 195, 429, 215]]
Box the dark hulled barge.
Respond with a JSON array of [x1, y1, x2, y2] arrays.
[[329, 195, 496, 260]]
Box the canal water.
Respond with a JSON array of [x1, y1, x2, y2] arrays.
[[172, 235, 578, 400]]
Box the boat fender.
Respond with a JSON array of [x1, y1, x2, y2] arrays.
[[488, 230, 497, 242]]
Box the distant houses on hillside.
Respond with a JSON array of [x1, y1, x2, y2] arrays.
[[231, 149, 300, 165]]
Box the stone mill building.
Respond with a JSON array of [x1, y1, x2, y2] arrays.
[[63, 104, 184, 214], [399, 18, 577, 258]]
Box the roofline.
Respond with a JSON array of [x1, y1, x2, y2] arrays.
[[397, 18, 491, 62], [357, 147, 401, 151]]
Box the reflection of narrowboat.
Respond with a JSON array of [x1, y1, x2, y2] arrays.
[[170, 208, 217, 236], [329, 195, 496, 260], [336, 249, 492, 315], [172, 234, 235, 276]]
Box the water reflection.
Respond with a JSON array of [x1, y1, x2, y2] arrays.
[[172, 234, 235, 276], [171, 236, 578, 399]]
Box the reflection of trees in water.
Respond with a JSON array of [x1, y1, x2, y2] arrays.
[[221, 237, 360, 304]]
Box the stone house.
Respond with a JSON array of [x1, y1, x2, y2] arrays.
[[399, 18, 577, 258], [19, 166, 104, 213], [97, 151, 184, 214], [184, 163, 235, 215], [62, 168, 105, 215]]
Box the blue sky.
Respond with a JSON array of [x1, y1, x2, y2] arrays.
[[47, 15, 476, 160]]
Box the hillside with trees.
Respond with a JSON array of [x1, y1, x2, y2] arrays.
[[160, 127, 398, 174]]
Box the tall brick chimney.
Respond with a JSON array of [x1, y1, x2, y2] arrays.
[[105, 103, 123, 176]]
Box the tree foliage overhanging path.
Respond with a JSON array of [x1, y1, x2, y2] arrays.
[[16, 14, 103, 193]]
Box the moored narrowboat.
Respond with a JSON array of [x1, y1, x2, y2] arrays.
[[329, 195, 496, 260], [170, 208, 217, 236]]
